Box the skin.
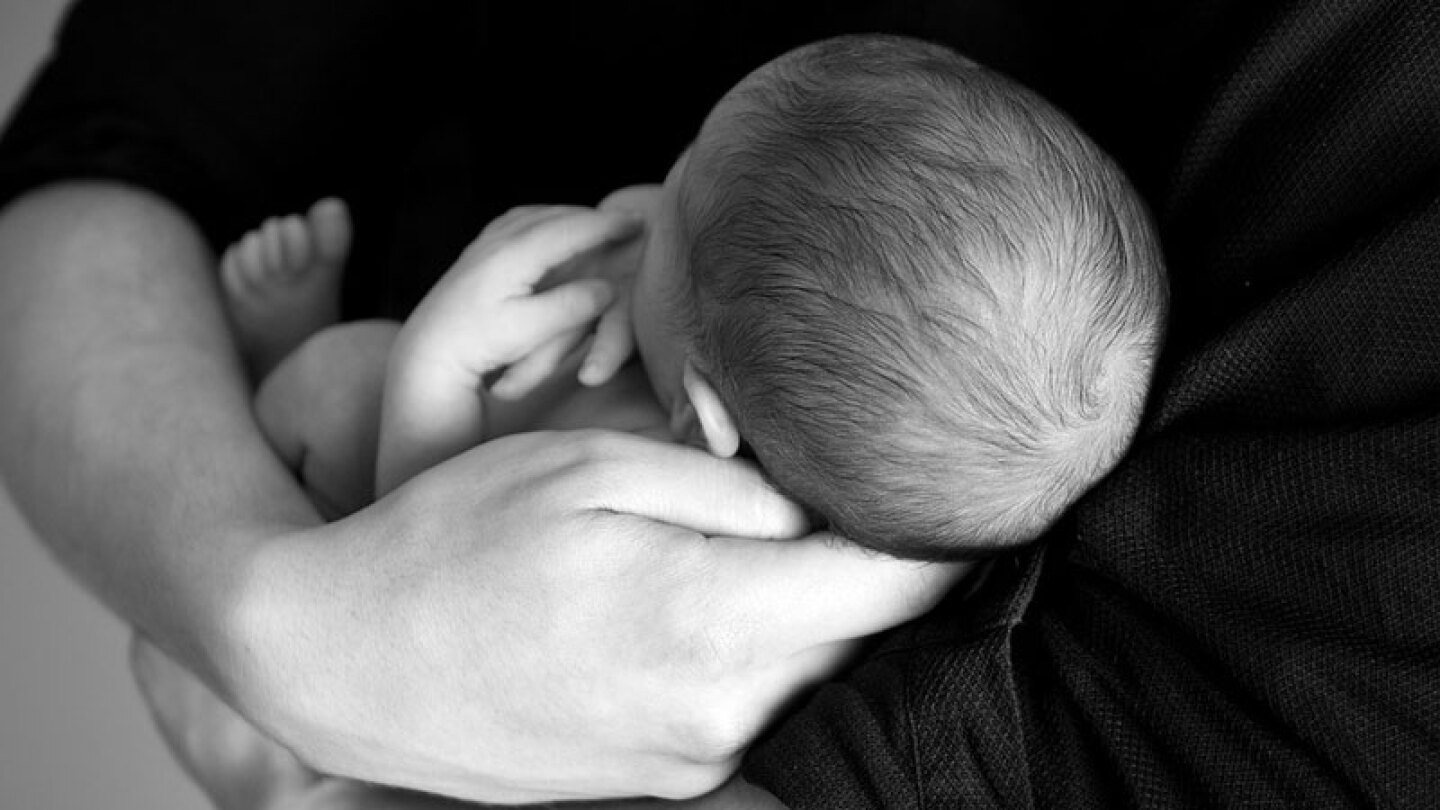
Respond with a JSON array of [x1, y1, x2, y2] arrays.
[[126, 94, 969, 806], [124, 159, 786, 808], [0, 180, 959, 804], [629, 152, 694, 417]]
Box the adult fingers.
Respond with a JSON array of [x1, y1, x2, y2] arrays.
[[299, 781, 481, 810], [708, 532, 970, 650], [563, 432, 810, 541]]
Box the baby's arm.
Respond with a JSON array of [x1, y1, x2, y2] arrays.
[[375, 206, 641, 496]]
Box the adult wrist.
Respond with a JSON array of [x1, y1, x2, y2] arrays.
[[211, 519, 335, 749]]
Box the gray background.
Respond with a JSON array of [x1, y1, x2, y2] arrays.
[[1, 0, 211, 806]]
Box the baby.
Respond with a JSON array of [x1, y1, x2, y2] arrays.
[[225, 33, 1167, 560], [135, 32, 1166, 809]]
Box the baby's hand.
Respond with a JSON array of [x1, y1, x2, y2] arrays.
[[577, 184, 665, 387], [403, 205, 642, 401], [576, 266, 636, 388]]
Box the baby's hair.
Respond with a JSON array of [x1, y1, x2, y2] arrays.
[[675, 34, 1167, 561]]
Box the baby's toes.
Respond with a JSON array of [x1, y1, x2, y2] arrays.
[[237, 230, 268, 289], [260, 218, 291, 280], [307, 198, 352, 269], [219, 243, 248, 299], [277, 214, 313, 276]]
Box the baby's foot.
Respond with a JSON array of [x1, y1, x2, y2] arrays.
[[220, 198, 351, 380]]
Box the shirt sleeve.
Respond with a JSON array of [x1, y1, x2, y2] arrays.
[[745, 1, 1440, 806], [0, 0, 467, 248]]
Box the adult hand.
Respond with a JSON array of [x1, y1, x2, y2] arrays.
[[131, 635, 322, 810], [132, 634, 786, 810], [125, 634, 783, 807], [129, 635, 784, 810], [231, 429, 961, 804], [282, 776, 787, 810]]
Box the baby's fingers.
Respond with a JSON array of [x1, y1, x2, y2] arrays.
[[489, 278, 613, 397], [580, 297, 635, 386], [483, 209, 641, 296], [520, 277, 614, 340], [478, 205, 556, 241], [491, 328, 588, 400]]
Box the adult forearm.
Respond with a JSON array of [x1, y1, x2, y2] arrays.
[[0, 182, 320, 691]]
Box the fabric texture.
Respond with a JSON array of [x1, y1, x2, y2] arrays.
[[747, 2, 1440, 807], [1, 0, 1435, 806]]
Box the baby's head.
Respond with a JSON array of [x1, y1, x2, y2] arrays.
[[628, 34, 1167, 561]]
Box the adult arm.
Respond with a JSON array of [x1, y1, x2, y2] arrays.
[[0, 0, 971, 802], [0, 181, 313, 691], [0, 180, 960, 803], [0, 7, 961, 800]]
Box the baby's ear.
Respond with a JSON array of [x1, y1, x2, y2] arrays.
[[676, 362, 740, 458]]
